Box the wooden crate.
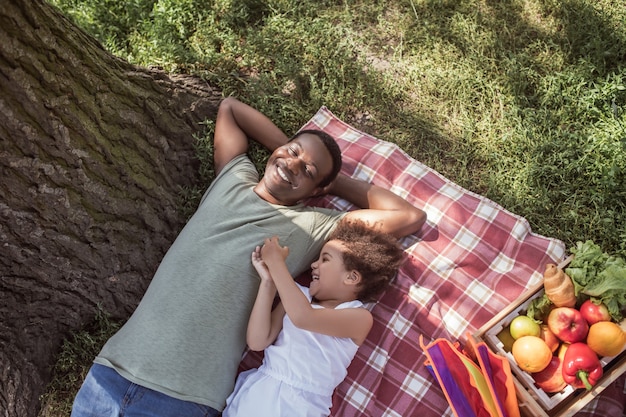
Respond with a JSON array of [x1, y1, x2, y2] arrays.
[[473, 280, 626, 417]]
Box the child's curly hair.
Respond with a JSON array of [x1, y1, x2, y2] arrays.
[[329, 219, 406, 302]]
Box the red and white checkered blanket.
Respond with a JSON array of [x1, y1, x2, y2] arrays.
[[239, 107, 625, 417]]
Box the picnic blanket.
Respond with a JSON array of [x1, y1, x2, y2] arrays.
[[238, 107, 625, 417]]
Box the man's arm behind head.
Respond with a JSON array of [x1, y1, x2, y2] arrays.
[[329, 174, 427, 238], [213, 97, 289, 175]]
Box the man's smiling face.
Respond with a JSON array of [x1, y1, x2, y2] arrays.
[[256, 133, 334, 205]]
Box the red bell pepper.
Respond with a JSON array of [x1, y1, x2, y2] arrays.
[[562, 342, 603, 390]]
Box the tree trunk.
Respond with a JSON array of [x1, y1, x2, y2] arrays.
[[0, 1, 222, 415]]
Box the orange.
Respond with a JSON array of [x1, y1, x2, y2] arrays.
[[539, 324, 560, 353], [512, 335, 552, 373], [586, 321, 626, 357], [557, 342, 570, 361]]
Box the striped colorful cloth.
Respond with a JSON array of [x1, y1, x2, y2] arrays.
[[238, 107, 625, 417]]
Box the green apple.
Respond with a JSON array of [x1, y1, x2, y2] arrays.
[[509, 315, 541, 340]]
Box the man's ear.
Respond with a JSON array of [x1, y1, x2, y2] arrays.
[[310, 183, 333, 198]]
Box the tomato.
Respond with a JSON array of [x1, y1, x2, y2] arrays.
[[579, 299, 611, 325]]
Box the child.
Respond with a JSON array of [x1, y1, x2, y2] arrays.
[[222, 220, 405, 417]]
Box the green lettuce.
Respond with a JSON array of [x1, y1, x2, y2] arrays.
[[526, 293, 553, 322], [565, 240, 626, 322]]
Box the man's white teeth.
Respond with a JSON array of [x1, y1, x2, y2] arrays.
[[277, 167, 290, 183]]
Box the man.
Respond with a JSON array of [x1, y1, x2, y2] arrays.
[[71, 97, 426, 417]]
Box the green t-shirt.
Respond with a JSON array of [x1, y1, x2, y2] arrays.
[[95, 155, 344, 410]]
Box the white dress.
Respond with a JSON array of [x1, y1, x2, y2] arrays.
[[222, 284, 363, 417]]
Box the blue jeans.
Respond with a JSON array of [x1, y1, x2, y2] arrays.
[[71, 364, 220, 417]]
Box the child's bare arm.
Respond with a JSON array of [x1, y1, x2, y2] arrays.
[[260, 237, 373, 345], [251, 245, 273, 283], [246, 247, 285, 351]]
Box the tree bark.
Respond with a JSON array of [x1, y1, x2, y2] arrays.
[[0, 1, 222, 415]]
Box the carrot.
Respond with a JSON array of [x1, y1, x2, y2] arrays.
[[543, 263, 577, 308]]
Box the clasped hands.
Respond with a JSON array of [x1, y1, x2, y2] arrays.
[[251, 236, 290, 284]]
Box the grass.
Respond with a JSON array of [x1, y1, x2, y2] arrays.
[[39, 309, 121, 416], [43, 0, 626, 413]]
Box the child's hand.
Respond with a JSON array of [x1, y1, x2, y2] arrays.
[[251, 246, 273, 283], [260, 236, 289, 263]]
